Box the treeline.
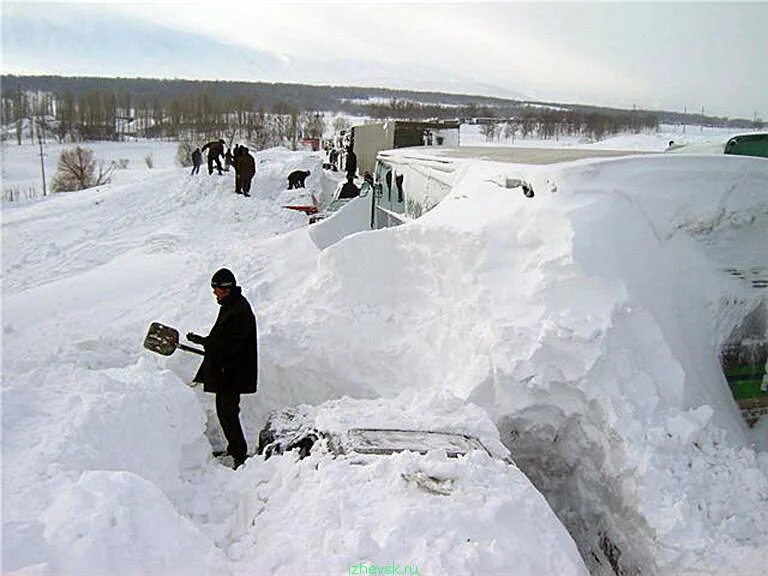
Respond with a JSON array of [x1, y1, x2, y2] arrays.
[[476, 107, 660, 142], [1, 74, 764, 146], [0, 75, 522, 145], [1, 83, 327, 148], [0, 74, 516, 124], [364, 98, 495, 121]]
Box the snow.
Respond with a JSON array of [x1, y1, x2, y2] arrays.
[[2, 126, 767, 576], [226, 394, 587, 575], [460, 122, 749, 153], [309, 195, 372, 250]]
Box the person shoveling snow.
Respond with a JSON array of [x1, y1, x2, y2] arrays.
[[143, 269, 259, 469], [184, 268, 258, 469]]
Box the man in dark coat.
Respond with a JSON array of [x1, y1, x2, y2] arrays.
[[231, 145, 243, 193], [191, 147, 203, 175], [236, 147, 256, 197], [344, 145, 357, 180], [201, 139, 226, 175], [187, 268, 258, 469]]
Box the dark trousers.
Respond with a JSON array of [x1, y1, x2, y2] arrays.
[[191, 163, 201, 175], [216, 392, 247, 462], [241, 176, 253, 196], [208, 155, 223, 175]]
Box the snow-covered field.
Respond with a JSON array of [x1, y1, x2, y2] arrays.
[[460, 122, 748, 153], [2, 127, 767, 576]]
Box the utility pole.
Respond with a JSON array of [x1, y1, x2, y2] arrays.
[[37, 117, 48, 197]]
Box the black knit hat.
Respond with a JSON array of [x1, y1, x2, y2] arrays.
[[211, 268, 236, 288]]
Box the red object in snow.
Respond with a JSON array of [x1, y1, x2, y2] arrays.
[[282, 193, 319, 215], [299, 138, 320, 152], [282, 204, 318, 215]]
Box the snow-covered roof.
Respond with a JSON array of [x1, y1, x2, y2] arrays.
[[380, 144, 656, 164]]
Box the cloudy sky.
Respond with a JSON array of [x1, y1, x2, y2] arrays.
[[2, 1, 766, 119]]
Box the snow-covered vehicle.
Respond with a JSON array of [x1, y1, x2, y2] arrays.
[[257, 405, 505, 464], [246, 396, 589, 575], [370, 145, 654, 228]]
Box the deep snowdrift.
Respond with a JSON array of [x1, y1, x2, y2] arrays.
[[3, 137, 767, 576]]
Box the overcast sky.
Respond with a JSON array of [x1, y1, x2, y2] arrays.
[[2, 1, 766, 119]]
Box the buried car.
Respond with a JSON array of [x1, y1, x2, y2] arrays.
[[238, 396, 589, 575], [257, 405, 502, 465]]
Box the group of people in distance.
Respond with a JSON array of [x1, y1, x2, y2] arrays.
[[191, 139, 256, 197], [190, 137, 371, 201]]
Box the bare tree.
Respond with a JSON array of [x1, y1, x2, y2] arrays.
[[52, 146, 114, 192], [503, 121, 517, 142], [480, 121, 498, 142], [176, 138, 196, 167], [332, 116, 350, 133], [300, 111, 325, 139]]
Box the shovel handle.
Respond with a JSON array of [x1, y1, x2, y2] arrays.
[[178, 343, 204, 356]]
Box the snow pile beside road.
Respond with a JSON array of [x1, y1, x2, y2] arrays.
[[1, 362, 217, 574], [309, 195, 372, 250], [43, 470, 231, 576]]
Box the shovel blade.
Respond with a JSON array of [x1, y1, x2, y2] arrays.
[[144, 322, 180, 356]]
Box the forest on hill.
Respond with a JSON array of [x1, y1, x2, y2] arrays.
[[1, 74, 763, 147]]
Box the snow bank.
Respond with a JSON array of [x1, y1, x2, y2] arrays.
[[308, 195, 372, 250], [43, 470, 231, 576], [1, 361, 213, 574]]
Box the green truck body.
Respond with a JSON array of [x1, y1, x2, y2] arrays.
[[724, 133, 768, 158]]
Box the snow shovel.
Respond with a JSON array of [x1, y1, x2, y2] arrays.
[[143, 322, 204, 356]]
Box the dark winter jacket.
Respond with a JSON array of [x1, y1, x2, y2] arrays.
[[345, 150, 357, 176], [237, 152, 256, 179], [192, 149, 203, 165], [202, 140, 225, 159], [193, 286, 258, 394]]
